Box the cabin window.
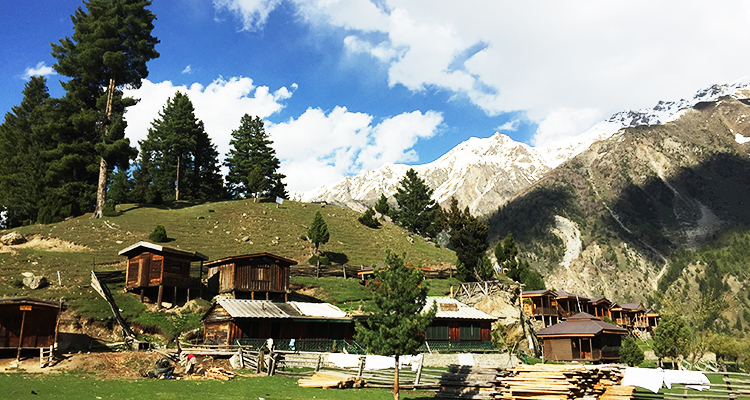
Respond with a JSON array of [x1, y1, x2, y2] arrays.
[[459, 324, 481, 341], [252, 266, 271, 281], [426, 325, 449, 340]]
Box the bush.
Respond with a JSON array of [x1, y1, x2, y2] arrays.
[[308, 255, 331, 265], [620, 336, 645, 367], [149, 225, 168, 243], [102, 200, 118, 217], [358, 208, 380, 228]]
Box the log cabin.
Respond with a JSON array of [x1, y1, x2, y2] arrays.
[[205, 253, 297, 301], [610, 303, 647, 329], [536, 312, 628, 363], [522, 289, 560, 327], [554, 290, 590, 318], [202, 299, 353, 346], [119, 241, 208, 308], [422, 297, 496, 348], [0, 297, 67, 359], [585, 297, 614, 321]]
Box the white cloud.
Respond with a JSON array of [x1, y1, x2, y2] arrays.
[[496, 120, 519, 133], [270, 107, 443, 192], [123, 77, 439, 193], [182, 65, 193, 74], [532, 108, 603, 148], [23, 62, 56, 80], [214, 0, 750, 146], [123, 77, 294, 164], [213, 0, 283, 31]]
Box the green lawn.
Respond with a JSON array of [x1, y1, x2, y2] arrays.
[[1, 373, 436, 400]]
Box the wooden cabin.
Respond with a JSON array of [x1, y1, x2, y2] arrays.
[[0, 298, 67, 357], [586, 297, 613, 321], [202, 299, 353, 346], [119, 241, 208, 308], [522, 290, 560, 327], [554, 290, 590, 319], [610, 303, 647, 329], [645, 309, 660, 331], [536, 312, 628, 363], [422, 297, 496, 344], [205, 253, 297, 301]]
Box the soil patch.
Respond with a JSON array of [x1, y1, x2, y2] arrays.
[[0, 234, 89, 254]]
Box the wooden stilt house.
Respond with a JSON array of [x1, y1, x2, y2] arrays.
[[119, 241, 208, 308], [0, 298, 67, 358], [522, 290, 560, 327], [205, 253, 297, 301]]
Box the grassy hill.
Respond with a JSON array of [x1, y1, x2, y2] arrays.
[[0, 198, 456, 342]]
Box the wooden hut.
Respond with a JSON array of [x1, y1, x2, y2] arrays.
[[536, 312, 628, 363], [0, 297, 67, 359], [202, 299, 353, 346], [610, 302, 647, 328], [522, 289, 560, 327], [554, 290, 590, 319], [585, 297, 613, 321], [119, 241, 208, 308], [422, 297, 496, 347], [205, 253, 297, 301]]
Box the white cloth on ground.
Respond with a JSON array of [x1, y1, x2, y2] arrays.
[[663, 370, 710, 390], [622, 367, 665, 393], [457, 353, 475, 366], [364, 355, 396, 370]]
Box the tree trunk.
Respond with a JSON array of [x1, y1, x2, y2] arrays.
[[175, 155, 181, 201], [393, 354, 400, 400], [91, 77, 116, 219]]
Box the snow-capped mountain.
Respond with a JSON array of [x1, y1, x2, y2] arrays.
[[301, 81, 750, 216]]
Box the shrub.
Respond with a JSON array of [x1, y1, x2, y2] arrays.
[[308, 255, 331, 265], [149, 225, 168, 243], [102, 200, 118, 217], [358, 208, 380, 228], [620, 336, 645, 367]]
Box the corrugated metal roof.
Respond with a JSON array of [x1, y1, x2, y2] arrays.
[[290, 302, 347, 318], [217, 299, 292, 319], [536, 312, 627, 337], [423, 297, 496, 320], [215, 299, 349, 320]]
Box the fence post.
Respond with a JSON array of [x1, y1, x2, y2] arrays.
[[238, 346, 245, 369], [257, 350, 264, 374], [315, 354, 322, 371], [357, 356, 365, 377], [414, 355, 423, 385]]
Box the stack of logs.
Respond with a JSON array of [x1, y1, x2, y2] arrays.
[[437, 364, 631, 400], [298, 370, 365, 389], [205, 367, 237, 381]]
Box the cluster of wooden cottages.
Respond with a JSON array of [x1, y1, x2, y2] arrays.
[[0, 241, 658, 364]]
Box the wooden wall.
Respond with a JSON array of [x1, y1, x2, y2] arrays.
[[125, 252, 192, 289], [0, 304, 60, 349], [208, 257, 291, 295], [542, 338, 573, 362], [427, 319, 492, 342]]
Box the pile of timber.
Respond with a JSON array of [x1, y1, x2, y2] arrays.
[[298, 370, 365, 389], [498, 364, 624, 400], [599, 385, 636, 400], [436, 365, 510, 399], [205, 367, 237, 381]]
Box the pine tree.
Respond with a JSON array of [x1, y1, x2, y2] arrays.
[[307, 211, 330, 278], [224, 114, 286, 199], [51, 0, 158, 219], [495, 234, 519, 278], [374, 194, 390, 216], [393, 168, 437, 237], [653, 314, 692, 365], [355, 250, 436, 400], [0, 77, 53, 227], [138, 92, 222, 202], [442, 198, 490, 281]]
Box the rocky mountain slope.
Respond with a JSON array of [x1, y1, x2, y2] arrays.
[[302, 82, 750, 217], [489, 93, 750, 307]]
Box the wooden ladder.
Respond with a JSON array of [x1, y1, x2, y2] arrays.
[[39, 345, 54, 368]]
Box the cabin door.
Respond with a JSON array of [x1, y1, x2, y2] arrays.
[[138, 257, 150, 287]]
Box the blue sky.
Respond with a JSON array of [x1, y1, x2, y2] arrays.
[[3, 1, 750, 193]]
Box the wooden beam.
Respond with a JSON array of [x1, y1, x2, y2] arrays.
[[16, 309, 27, 361], [157, 285, 163, 309]]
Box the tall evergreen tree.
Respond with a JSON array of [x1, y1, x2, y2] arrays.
[[137, 92, 223, 202], [441, 198, 490, 281], [0, 77, 53, 227], [374, 194, 390, 216], [355, 250, 436, 400], [51, 0, 158, 219], [393, 168, 437, 237], [307, 211, 330, 278], [224, 114, 286, 199]]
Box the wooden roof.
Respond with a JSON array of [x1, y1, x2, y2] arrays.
[[0, 297, 68, 310], [204, 252, 298, 267], [536, 312, 628, 338], [118, 241, 208, 261]]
